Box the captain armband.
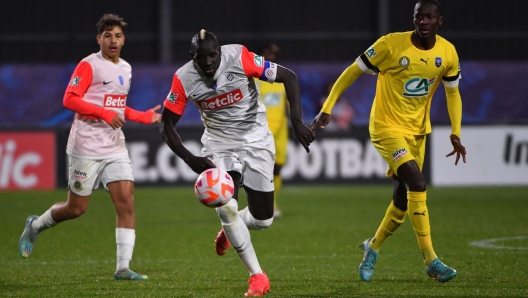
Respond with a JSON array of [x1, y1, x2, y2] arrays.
[[259, 61, 277, 83], [442, 72, 461, 88]]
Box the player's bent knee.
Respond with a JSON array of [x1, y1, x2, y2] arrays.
[[216, 199, 239, 224], [69, 204, 88, 218], [253, 216, 273, 230]]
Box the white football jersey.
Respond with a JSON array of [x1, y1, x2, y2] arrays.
[[163, 44, 278, 148], [65, 51, 131, 159]]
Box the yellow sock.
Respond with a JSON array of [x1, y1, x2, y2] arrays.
[[273, 175, 282, 209], [407, 191, 437, 266], [370, 202, 407, 252]]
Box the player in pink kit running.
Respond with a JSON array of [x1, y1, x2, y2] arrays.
[[18, 14, 159, 280], [160, 30, 314, 296]]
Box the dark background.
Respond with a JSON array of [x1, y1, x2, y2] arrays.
[[2, 0, 526, 64]]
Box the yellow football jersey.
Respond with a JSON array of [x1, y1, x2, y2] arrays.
[[257, 81, 288, 133], [356, 31, 461, 136]]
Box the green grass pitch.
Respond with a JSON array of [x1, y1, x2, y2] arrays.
[[1, 185, 527, 297]]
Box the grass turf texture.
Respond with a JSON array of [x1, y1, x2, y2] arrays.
[[1, 185, 527, 297]]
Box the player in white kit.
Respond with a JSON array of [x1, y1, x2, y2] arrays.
[[18, 14, 160, 280], [160, 30, 314, 296]]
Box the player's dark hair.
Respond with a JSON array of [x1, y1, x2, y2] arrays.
[[260, 42, 280, 55], [96, 14, 128, 34], [190, 29, 218, 55], [417, 0, 442, 15]]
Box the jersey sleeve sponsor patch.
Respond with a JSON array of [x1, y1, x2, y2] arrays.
[[163, 74, 188, 115], [70, 76, 82, 86], [365, 46, 377, 58], [64, 61, 93, 99], [240, 46, 265, 78]]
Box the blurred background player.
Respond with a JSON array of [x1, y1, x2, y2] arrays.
[[316, 80, 355, 131], [18, 14, 160, 280], [160, 30, 314, 296], [312, 0, 466, 283], [256, 42, 288, 219]]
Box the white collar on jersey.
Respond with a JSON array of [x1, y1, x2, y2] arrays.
[[96, 51, 122, 66], [212, 56, 225, 81]]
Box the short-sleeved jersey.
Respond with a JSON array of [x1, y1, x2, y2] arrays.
[[356, 31, 461, 135], [65, 51, 132, 159], [256, 80, 288, 133], [163, 44, 277, 148]]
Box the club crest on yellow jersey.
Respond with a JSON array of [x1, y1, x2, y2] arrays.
[[403, 77, 436, 97], [399, 56, 410, 68]]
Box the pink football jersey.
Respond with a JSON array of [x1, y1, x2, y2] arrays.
[[163, 45, 278, 147], [65, 52, 131, 159]]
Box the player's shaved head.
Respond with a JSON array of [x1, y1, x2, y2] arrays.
[[96, 14, 128, 34], [416, 0, 442, 15], [190, 29, 221, 78], [190, 29, 219, 56]]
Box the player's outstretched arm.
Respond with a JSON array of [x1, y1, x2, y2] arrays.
[[159, 107, 216, 173], [446, 134, 467, 165], [125, 105, 161, 124], [275, 65, 314, 153], [310, 112, 331, 131], [311, 62, 363, 132]]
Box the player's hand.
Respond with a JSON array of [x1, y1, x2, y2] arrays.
[[446, 134, 467, 165], [149, 104, 162, 124], [109, 114, 126, 129], [187, 155, 217, 174], [310, 112, 331, 131], [292, 120, 315, 153]]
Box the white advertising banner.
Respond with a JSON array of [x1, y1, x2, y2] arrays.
[[431, 126, 528, 186]]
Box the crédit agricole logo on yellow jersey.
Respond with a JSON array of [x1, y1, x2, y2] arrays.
[[402, 77, 436, 97]]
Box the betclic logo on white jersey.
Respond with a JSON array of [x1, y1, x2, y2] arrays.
[[199, 89, 243, 110], [104, 94, 127, 108]]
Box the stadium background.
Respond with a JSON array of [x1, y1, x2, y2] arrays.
[[1, 0, 527, 189]]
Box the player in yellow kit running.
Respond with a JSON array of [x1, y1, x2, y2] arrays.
[[311, 0, 466, 283], [256, 43, 288, 219]]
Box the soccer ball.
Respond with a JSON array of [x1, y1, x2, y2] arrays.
[[194, 168, 235, 208]]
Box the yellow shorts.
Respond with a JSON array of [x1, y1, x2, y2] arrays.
[[370, 131, 426, 178], [271, 125, 288, 166]]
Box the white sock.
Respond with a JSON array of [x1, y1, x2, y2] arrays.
[[31, 209, 57, 234], [116, 228, 135, 271], [217, 200, 262, 275], [238, 207, 273, 230]]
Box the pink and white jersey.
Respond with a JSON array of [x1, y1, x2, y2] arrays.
[[163, 44, 278, 147], [65, 51, 131, 159]]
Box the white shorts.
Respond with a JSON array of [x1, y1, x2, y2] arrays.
[[68, 155, 134, 196], [202, 133, 275, 192]]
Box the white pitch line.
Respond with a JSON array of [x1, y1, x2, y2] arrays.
[[469, 236, 528, 250]]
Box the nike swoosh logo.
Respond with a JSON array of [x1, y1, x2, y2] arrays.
[[103, 81, 113, 85], [413, 211, 426, 216], [233, 242, 245, 250]]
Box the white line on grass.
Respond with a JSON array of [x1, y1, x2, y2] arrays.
[[469, 236, 528, 250]]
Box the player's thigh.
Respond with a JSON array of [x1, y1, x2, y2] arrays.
[[410, 135, 426, 171], [370, 132, 416, 177], [68, 156, 104, 196], [101, 157, 135, 204], [241, 136, 275, 193], [245, 187, 274, 220], [272, 125, 288, 167], [203, 150, 243, 187]]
